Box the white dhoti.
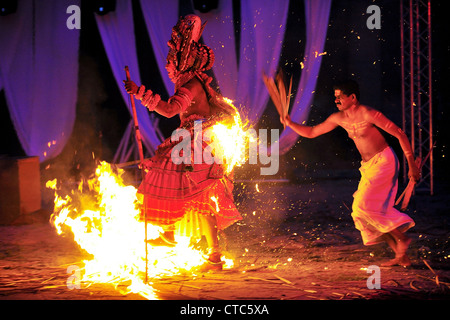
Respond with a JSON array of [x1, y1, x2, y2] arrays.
[[351, 147, 415, 245]]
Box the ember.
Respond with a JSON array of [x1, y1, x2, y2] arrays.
[[209, 98, 249, 174], [47, 161, 234, 299], [45, 100, 250, 299]]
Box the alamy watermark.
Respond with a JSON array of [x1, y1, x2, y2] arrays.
[[366, 265, 381, 289], [66, 5, 382, 33], [366, 5, 381, 30], [66, 265, 81, 290], [66, 5, 81, 30], [170, 121, 280, 176]]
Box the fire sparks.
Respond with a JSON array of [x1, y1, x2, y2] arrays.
[[47, 161, 229, 299], [210, 196, 220, 212], [209, 98, 250, 174], [46, 99, 249, 298], [314, 51, 327, 58]]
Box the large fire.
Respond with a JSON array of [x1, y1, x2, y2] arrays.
[[47, 106, 250, 299], [48, 162, 208, 299]]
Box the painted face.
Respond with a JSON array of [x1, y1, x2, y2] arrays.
[[166, 28, 181, 81], [165, 57, 177, 80], [334, 89, 353, 111]]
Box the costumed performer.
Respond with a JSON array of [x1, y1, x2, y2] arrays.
[[124, 14, 242, 270]]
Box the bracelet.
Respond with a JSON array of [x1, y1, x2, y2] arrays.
[[140, 90, 161, 111], [135, 85, 146, 100], [168, 87, 193, 113]]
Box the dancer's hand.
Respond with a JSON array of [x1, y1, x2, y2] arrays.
[[409, 160, 421, 182], [281, 114, 291, 127], [123, 80, 138, 95]]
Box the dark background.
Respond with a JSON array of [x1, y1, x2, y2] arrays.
[[1, 0, 449, 188]]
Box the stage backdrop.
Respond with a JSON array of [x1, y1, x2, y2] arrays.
[[0, 0, 331, 163], [275, 0, 332, 155], [0, 0, 80, 162], [95, 0, 164, 162]]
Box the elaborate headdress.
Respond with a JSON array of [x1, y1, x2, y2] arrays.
[[166, 15, 215, 85]]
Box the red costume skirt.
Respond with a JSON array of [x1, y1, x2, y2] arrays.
[[137, 115, 242, 237]]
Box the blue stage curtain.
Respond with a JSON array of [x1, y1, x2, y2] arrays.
[[276, 0, 332, 155], [0, 0, 80, 162], [96, 0, 163, 162]]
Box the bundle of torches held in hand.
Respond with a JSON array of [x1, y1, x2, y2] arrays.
[[262, 70, 293, 127]]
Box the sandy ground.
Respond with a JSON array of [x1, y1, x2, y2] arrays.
[[1, 176, 449, 304]]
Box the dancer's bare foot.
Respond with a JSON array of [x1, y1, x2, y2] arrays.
[[381, 257, 401, 267], [381, 255, 411, 267], [146, 231, 177, 247], [381, 232, 412, 267], [398, 254, 411, 267], [396, 236, 412, 256], [197, 251, 224, 272]]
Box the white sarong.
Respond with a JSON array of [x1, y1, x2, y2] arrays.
[[351, 147, 415, 245]]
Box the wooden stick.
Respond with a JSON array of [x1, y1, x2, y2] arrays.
[[124, 66, 148, 284], [124, 66, 145, 179], [114, 158, 151, 169], [262, 72, 283, 117], [263, 70, 293, 126], [396, 142, 436, 210], [276, 71, 287, 114], [274, 274, 294, 285], [286, 76, 293, 118]]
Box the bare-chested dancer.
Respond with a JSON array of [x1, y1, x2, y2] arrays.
[[282, 80, 420, 267]]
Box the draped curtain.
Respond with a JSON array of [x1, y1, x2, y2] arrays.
[[139, 0, 179, 97], [198, 0, 331, 155], [196, 1, 237, 100], [1, 0, 331, 164], [199, 0, 289, 125], [111, 0, 331, 160], [276, 0, 332, 155], [0, 0, 80, 162], [95, 0, 163, 163]]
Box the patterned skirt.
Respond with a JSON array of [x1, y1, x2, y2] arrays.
[[137, 114, 242, 238]]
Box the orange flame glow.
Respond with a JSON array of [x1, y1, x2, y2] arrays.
[[47, 103, 249, 298], [209, 98, 250, 174], [48, 162, 233, 299]]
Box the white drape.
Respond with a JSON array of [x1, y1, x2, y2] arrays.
[[114, 0, 330, 160], [0, 0, 80, 162], [275, 0, 332, 155], [95, 0, 162, 163], [237, 0, 290, 124], [0, 0, 331, 164], [198, 0, 331, 155], [198, 0, 289, 125], [139, 0, 179, 96], [196, 0, 237, 100]]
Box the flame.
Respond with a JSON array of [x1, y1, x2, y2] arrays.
[[210, 196, 220, 212], [48, 161, 231, 299], [314, 51, 327, 58], [47, 100, 249, 298], [209, 98, 249, 174]]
